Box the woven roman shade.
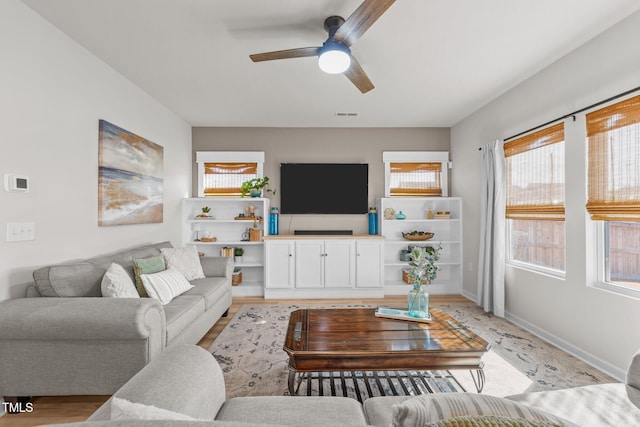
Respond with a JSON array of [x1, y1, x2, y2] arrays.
[[389, 162, 442, 196], [586, 95, 640, 221], [203, 162, 258, 197], [504, 123, 565, 220]]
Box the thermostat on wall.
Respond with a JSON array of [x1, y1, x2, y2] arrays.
[[4, 174, 29, 192]]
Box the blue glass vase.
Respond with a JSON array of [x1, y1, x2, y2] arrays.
[[408, 284, 429, 318]]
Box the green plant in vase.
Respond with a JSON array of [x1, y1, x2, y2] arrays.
[[407, 245, 441, 318], [240, 177, 276, 198]]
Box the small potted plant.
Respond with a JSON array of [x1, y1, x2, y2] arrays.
[[240, 177, 276, 198], [196, 206, 211, 218]]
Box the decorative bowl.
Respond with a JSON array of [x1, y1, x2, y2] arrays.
[[402, 232, 434, 241]]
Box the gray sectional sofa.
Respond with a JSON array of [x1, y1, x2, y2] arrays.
[[42, 344, 640, 427], [0, 241, 233, 399]]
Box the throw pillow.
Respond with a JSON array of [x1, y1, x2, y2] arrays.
[[132, 255, 166, 297], [161, 245, 205, 281], [141, 266, 194, 305], [101, 263, 139, 298], [424, 415, 563, 427], [391, 394, 568, 427], [110, 397, 202, 421]]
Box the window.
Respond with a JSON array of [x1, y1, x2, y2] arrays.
[[586, 95, 640, 294], [505, 123, 565, 273], [196, 152, 264, 197], [202, 163, 257, 197], [389, 162, 442, 196], [382, 151, 450, 197]]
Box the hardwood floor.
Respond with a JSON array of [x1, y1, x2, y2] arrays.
[[0, 295, 471, 426]]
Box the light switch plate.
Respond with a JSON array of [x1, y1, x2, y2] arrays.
[[6, 222, 35, 242]]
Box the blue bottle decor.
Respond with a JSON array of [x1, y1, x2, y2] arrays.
[[368, 207, 378, 235], [269, 207, 279, 235], [395, 211, 406, 220]]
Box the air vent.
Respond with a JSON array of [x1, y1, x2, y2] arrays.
[[335, 112, 359, 117]]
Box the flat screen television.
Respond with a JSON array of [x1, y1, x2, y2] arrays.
[[280, 163, 368, 214]]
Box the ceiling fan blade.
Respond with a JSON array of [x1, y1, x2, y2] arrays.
[[250, 47, 320, 62], [333, 0, 396, 46], [344, 56, 374, 94]]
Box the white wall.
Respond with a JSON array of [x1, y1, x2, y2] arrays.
[[451, 10, 640, 378], [0, 0, 192, 301]]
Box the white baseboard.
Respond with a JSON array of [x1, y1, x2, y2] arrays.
[[456, 289, 624, 381], [504, 310, 626, 382]]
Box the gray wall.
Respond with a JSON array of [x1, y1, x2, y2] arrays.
[[192, 127, 450, 234], [451, 10, 640, 378]]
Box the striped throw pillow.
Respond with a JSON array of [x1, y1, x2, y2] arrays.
[[392, 394, 572, 427], [425, 415, 563, 427]]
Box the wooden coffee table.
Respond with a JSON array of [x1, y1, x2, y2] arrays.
[[283, 308, 490, 395]]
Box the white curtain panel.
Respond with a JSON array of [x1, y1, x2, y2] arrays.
[[477, 140, 506, 317]]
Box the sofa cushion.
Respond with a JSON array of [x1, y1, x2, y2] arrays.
[[33, 262, 105, 297], [164, 296, 206, 343], [102, 263, 139, 298], [111, 397, 204, 421], [215, 396, 368, 427], [184, 277, 229, 310], [45, 421, 287, 426], [364, 396, 412, 427], [391, 394, 572, 427], [507, 383, 640, 427], [141, 267, 194, 305], [133, 255, 166, 297], [162, 246, 205, 281]]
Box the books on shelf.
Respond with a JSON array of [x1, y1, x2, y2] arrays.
[[374, 307, 432, 323]]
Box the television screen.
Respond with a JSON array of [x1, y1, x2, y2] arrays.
[[280, 163, 368, 214]]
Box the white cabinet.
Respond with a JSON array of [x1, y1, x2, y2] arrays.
[[264, 236, 383, 298], [377, 197, 462, 295], [182, 197, 269, 296], [295, 240, 354, 289], [355, 240, 384, 288], [264, 241, 294, 289]]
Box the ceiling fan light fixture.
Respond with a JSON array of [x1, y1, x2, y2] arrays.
[[318, 40, 351, 74]]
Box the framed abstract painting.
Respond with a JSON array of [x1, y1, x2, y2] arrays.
[[98, 120, 164, 226]]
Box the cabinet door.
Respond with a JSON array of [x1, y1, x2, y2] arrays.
[[324, 240, 355, 288], [295, 241, 325, 288], [264, 241, 294, 289], [356, 240, 383, 288]]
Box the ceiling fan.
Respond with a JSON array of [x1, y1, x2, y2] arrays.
[[249, 0, 396, 94]]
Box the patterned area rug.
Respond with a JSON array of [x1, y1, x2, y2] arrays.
[[208, 303, 615, 399]]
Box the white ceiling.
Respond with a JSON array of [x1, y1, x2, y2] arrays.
[[21, 0, 640, 127]]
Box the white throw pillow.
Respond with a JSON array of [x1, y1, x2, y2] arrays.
[[391, 394, 569, 427], [161, 245, 205, 281], [110, 397, 201, 421], [101, 263, 139, 298], [141, 266, 194, 305]]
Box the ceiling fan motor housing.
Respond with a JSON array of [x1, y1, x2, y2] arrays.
[[323, 15, 346, 38]]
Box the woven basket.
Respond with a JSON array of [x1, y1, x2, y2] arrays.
[[402, 232, 434, 241], [232, 268, 242, 286]]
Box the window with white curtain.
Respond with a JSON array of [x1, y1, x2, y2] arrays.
[[586, 95, 640, 296], [504, 122, 566, 274]]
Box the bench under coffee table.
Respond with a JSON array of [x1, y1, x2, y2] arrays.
[[283, 308, 490, 397]]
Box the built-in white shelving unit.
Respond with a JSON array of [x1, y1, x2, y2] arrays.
[[377, 197, 462, 295], [182, 197, 269, 296]]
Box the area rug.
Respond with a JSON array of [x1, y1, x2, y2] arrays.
[[208, 303, 615, 399]]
